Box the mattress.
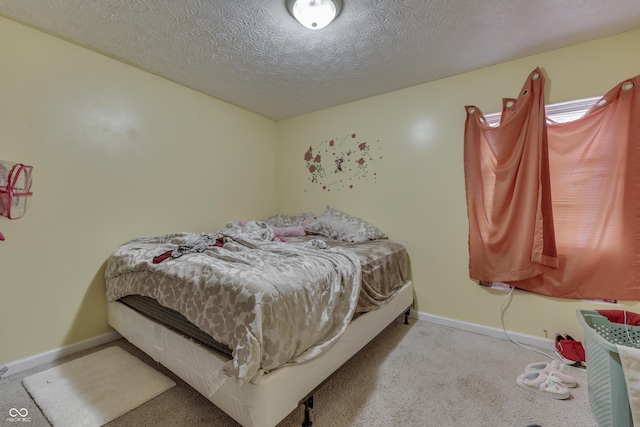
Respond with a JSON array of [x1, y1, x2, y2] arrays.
[[119, 294, 233, 358], [105, 225, 408, 384], [117, 235, 407, 360], [108, 280, 414, 427]]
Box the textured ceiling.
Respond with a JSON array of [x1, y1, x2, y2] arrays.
[[1, 0, 640, 120]]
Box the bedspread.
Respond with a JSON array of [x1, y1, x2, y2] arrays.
[[286, 236, 408, 312], [105, 222, 362, 384]]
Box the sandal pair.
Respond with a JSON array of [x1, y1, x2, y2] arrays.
[[524, 360, 576, 387], [516, 370, 571, 400]]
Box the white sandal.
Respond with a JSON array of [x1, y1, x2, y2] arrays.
[[524, 360, 576, 387], [516, 371, 571, 399]]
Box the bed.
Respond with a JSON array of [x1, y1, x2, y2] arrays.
[[105, 208, 413, 427]]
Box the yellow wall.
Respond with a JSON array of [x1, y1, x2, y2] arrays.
[[2, 12, 639, 367], [0, 16, 277, 364], [276, 29, 640, 343]]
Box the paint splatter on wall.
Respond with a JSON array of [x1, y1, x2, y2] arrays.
[[303, 133, 382, 191]]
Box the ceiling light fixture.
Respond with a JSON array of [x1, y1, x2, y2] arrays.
[[286, 0, 342, 30]]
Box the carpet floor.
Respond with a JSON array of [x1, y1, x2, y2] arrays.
[[22, 346, 175, 426], [1, 318, 597, 426]]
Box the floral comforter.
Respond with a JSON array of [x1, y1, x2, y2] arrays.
[[105, 221, 362, 384]]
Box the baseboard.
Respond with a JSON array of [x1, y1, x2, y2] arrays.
[[3, 312, 553, 379], [2, 331, 122, 379], [413, 310, 555, 352]]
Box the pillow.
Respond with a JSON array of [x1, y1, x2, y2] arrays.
[[304, 206, 387, 243], [271, 225, 307, 237], [237, 221, 307, 238], [262, 212, 315, 228]]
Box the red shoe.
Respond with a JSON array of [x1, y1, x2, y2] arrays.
[[564, 334, 586, 363], [555, 334, 581, 365]]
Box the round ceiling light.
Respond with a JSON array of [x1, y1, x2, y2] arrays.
[[287, 0, 343, 30]]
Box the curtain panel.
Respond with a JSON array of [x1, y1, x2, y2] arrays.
[[464, 68, 640, 300]]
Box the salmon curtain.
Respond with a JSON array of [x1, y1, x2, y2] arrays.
[[464, 68, 640, 300]]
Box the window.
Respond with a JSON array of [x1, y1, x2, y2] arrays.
[[464, 68, 640, 300], [484, 96, 600, 126]]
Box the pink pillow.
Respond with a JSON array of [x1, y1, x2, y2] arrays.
[[271, 225, 306, 237]]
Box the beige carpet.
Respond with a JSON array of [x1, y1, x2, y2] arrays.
[[22, 346, 175, 426], [3, 318, 598, 426]]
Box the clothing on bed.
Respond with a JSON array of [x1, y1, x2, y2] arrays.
[[116, 235, 409, 361], [105, 221, 363, 385]]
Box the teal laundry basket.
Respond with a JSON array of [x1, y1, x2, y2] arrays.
[[577, 310, 638, 427]]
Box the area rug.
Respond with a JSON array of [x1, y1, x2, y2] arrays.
[[22, 346, 175, 426]]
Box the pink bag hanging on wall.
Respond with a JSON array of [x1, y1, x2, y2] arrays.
[[0, 160, 33, 220]]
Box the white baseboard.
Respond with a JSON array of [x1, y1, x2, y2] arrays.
[[2, 331, 122, 379], [2, 312, 554, 379], [413, 310, 555, 352]]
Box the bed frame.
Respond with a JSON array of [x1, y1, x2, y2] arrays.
[[108, 280, 413, 427]]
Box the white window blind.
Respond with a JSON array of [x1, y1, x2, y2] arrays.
[[484, 96, 601, 126]]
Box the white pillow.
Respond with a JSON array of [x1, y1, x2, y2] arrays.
[[305, 206, 387, 243], [262, 212, 315, 228]]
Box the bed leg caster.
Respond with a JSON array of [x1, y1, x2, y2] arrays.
[[404, 308, 410, 324], [302, 396, 314, 427]]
